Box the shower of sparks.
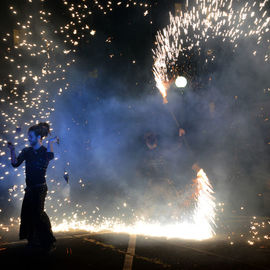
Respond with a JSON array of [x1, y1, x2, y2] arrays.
[[193, 169, 216, 237], [153, 0, 270, 102], [0, 0, 269, 243], [43, 168, 216, 240], [2, 168, 216, 240], [0, 0, 151, 180]]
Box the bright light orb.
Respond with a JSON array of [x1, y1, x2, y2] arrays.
[[175, 76, 188, 88]]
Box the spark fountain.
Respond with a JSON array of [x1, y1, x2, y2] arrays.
[[52, 168, 216, 241]]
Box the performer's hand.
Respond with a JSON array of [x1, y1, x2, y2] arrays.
[[179, 128, 186, 137], [49, 136, 59, 144], [7, 142, 15, 151]]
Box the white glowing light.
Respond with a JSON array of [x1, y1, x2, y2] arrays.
[[175, 76, 188, 88], [52, 169, 216, 240], [53, 220, 213, 240]]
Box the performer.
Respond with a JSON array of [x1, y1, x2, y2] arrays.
[[139, 132, 173, 219], [8, 122, 58, 252]]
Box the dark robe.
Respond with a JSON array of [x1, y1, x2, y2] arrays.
[[12, 146, 56, 248]]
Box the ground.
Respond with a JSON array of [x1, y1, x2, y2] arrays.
[[1, 229, 270, 270]]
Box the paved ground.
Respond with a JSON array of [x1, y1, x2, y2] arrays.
[[1, 230, 270, 270]]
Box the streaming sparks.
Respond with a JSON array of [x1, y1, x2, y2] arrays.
[[193, 169, 216, 237], [153, 0, 270, 102], [3, 167, 216, 240], [51, 168, 216, 240]]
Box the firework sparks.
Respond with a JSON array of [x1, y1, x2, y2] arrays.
[[51, 168, 216, 240], [0, 0, 269, 243], [2, 167, 216, 240], [153, 0, 270, 100]]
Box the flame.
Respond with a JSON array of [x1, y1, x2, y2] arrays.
[[153, 61, 176, 103], [156, 78, 168, 104], [52, 168, 216, 240], [154, 75, 177, 104]]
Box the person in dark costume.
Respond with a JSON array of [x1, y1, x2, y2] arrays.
[[138, 132, 173, 220], [8, 122, 58, 252]]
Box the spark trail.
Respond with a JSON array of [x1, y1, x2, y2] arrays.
[[153, 0, 269, 101]]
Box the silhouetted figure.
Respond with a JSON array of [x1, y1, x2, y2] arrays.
[[8, 122, 58, 252], [137, 132, 176, 219]]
